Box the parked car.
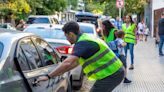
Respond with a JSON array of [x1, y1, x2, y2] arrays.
[[0, 28, 72, 92], [78, 22, 99, 37], [26, 15, 59, 28], [24, 24, 84, 90], [0, 23, 16, 30]]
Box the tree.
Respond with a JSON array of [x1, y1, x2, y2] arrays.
[[0, 0, 31, 20], [66, 0, 78, 10], [84, 0, 105, 14], [27, 0, 67, 15], [90, 0, 148, 18]]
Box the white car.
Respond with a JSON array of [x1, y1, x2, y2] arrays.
[[78, 22, 99, 37], [26, 15, 59, 25], [0, 23, 16, 30], [24, 24, 83, 90]]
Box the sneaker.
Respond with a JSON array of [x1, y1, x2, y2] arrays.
[[123, 78, 132, 83], [129, 65, 134, 70], [159, 53, 164, 56]]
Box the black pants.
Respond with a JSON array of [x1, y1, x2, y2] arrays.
[[119, 55, 127, 68], [90, 67, 125, 92]]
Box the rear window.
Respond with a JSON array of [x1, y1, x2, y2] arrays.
[[25, 28, 66, 40], [80, 25, 94, 33], [0, 42, 3, 58], [27, 17, 50, 24]]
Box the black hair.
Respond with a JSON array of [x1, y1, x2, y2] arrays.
[[102, 20, 115, 37], [62, 21, 80, 35]]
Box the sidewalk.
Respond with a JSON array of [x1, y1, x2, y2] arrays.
[[113, 37, 164, 92], [76, 37, 164, 92]]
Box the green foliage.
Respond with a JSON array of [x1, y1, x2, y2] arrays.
[[27, 0, 67, 15], [103, 0, 119, 17], [67, 0, 78, 10], [90, 0, 147, 17], [84, 0, 105, 14], [0, 0, 68, 20], [0, 0, 30, 19]]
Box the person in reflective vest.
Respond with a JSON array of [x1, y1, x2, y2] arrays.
[[102, 20, 117, 43], [38, 21, 125, 92], [122, 15, 137, 70]]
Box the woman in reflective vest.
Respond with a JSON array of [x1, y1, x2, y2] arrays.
[[122, 15, 137, 70], [102, 20, 117, 43]]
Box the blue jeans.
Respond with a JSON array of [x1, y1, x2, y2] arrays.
[[159, 35, 164, 54], [124, 43, 134, 65]]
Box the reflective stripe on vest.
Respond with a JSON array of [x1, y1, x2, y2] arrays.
[[122, 23, 136, 44], [104, 28, 116, 43], [77, 33, 123, 80]]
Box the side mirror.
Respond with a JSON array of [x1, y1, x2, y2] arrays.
[[60, 56, 67, 62]]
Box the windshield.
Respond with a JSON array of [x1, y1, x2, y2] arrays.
[[27, 17, 50, 24], [0, 42, 3, 59], [80, 25, 94, 34], [26, 28, 66, 40], [0, 24, 7, 28]]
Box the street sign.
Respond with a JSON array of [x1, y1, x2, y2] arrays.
[[116, 0, 124, 8]]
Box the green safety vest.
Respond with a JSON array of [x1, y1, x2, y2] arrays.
[[104, 28, 117, 43], [77, 33, 123, 80], [122, 23, 136, 44]]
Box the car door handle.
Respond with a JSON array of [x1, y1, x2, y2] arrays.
[[32, 79, 40, 87]]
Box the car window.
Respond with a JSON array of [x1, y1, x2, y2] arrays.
[[51, 29, 66, 39], [26, 28, 66, 40], [27, 17, 50, 24], [53, 18, 59, 24], [80, 25, 94, 33], [19, 38, 43, 70], [17, 46, 31, 71], [0, 24, 7, 28], [32, 37, 60, 64], [0, 42, 3, 58]]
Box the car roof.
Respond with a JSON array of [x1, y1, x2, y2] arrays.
[[0, 28, 33, 40], [24, 24, 63, 30], [28, 15, 53, 18], [78, 22, 95, 27], [0, 29, 35, 69]]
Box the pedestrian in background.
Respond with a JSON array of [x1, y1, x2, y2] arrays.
[[16, 19, 26, 31], [144, 25, 149, 42], [137, 19, 145, 41], [38, 21, 125, 92], [101, 20, 117, 42], [115, 16, 123, 30], [122, 15, 137, 70], [157, 12, 164, 56], [115, 31, 132, 83]]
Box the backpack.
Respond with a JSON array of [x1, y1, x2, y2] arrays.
[[107, 40, 119, 57]]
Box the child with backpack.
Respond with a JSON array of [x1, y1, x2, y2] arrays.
[[108, 31, 131, 83]]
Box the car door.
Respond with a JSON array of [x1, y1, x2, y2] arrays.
[[16, 37, 55, 92], [31, 37, 69, 92]]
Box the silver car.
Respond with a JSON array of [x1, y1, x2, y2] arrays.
[[24, 24, 84, 90], [0, 29, 72, 92]]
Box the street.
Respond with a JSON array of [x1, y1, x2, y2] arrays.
[[76, 37, 164, 92]]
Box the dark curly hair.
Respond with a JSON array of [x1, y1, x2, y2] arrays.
[[62, 21, 80, 35]]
